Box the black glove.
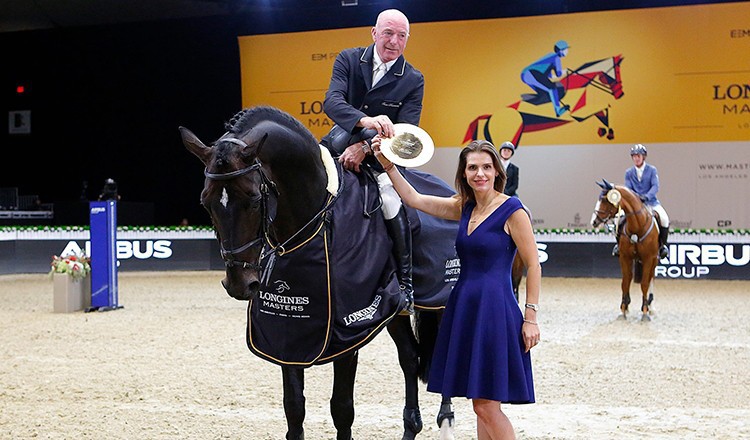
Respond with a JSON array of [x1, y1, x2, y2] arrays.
[[320, 125, 378, 156], [638, 194, 648, 203]]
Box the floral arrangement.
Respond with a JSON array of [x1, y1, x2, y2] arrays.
[[49, 252, 91, 280]]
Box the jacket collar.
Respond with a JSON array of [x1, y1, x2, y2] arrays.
[[360, 44, 406, 78]]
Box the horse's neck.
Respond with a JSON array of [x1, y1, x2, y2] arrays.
[[270, 155, 329, 241], [620, 190, 650, 229]]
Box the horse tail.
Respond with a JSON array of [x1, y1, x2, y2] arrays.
[[633, 260, 643, 284], [414, 310, 440, 383]]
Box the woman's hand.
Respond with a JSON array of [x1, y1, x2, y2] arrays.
[[522, 320, 541, 353], [370, 135, 394, 170]]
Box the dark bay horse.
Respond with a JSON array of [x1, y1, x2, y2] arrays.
[[591, 180, 658, 320], [180, 106, 458, 440]]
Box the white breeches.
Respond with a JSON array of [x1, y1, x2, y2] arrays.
[[651, 204, 669, 228], [376, 172, 402, 220]]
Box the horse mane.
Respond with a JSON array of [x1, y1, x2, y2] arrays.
[[224, 106, 319, 145]]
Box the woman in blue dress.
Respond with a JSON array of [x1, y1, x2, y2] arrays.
[[375, 139, 541, 439]]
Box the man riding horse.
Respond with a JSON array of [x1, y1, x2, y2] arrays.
[[320, 9, 423, 314], [612, 144, 670, 260]]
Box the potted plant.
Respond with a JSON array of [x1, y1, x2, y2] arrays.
[[49, 252, 92, 312]]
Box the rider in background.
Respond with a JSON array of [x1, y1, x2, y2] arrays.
[[612, 144, 670, 259], [521, 40, 570, 117], [499, 141, 519, 197]]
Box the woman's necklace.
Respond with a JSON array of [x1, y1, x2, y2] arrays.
[[470, 193, 501, 224]]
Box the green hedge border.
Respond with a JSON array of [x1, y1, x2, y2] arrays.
[[2, 225, 747, 235]]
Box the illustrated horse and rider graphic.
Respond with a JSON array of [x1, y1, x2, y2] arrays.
[[464, 40, 625, 148]]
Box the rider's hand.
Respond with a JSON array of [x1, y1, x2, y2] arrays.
[[359, 115, 395, 138], [638, 194, 648, 203], [338, 141, 368, 173]]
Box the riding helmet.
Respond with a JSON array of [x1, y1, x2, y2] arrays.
[[554, 40, 570, 53], [499, 141, 516, 156], [630, 144, 648, 156]]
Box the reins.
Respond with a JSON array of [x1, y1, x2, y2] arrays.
[[615, 199, 656, 245]]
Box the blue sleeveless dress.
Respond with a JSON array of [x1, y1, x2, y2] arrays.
[[426, 196, 535, 403]]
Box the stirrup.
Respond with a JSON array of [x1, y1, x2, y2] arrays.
[[659, 245, 669, 260]]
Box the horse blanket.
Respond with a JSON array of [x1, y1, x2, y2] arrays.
[[246, 165, 459, 367]]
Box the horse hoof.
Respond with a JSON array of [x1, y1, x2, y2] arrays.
[[607, 128, 615, 140], [598, 127, 606, 137], [617, 314, 627, 321], [641, 314, 651, 321]]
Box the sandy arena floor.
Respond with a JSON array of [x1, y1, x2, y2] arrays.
[[1, 272, 748, 439]]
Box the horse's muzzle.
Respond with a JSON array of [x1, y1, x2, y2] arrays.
[[221, 272, 260, 301]]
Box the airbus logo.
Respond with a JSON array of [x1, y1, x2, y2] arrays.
[[59, 240, 174, 260], [656, 244, 749, 278]]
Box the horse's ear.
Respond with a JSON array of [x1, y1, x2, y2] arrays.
[[596, 180, 606, 189], [180, 126, 211, 165], [602, 179, 614, 190]]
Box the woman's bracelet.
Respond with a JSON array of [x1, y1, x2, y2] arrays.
[[523, 319, 538, 325], [382, 162, 395, 172], [360, 141, 371, 154]]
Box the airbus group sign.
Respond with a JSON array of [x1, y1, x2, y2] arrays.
[[533, 241, 750, 280], [655, 244, 750, 279], [60, 240, 174, 261]]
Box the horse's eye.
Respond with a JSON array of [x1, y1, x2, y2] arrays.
[[248, 195, 262, 209]]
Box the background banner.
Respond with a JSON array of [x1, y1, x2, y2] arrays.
[[239, 2, 749, 229]]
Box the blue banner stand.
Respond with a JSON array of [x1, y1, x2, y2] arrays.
[[87, 201, 122, 312]]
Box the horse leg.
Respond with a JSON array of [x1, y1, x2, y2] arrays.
[[436, 396, 455, 440], [387, 315, 423, 440], [618, 255, 632, 319], [330, 352, 358, 440], [281, 366, 306, 440], [640, 259, 657, 321]]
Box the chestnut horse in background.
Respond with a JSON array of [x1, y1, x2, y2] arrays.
[[591, 180, 658, 320]]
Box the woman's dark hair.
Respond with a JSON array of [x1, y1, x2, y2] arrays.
[[454, 140, 506, 206]]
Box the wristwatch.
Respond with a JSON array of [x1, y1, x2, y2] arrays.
[[524, 303, 540, 312]]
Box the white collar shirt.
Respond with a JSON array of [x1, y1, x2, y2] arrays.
[[636, 163, 645, 181], [372, 51, 395, 86]]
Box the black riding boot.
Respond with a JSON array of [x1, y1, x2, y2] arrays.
[[385, 207, 414, 315], [658, 225, 669, 260], [612, 219, 624, 257]]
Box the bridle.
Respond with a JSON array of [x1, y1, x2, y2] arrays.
[[204, 136, 338, 271], [204, 145, 276, 270]]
